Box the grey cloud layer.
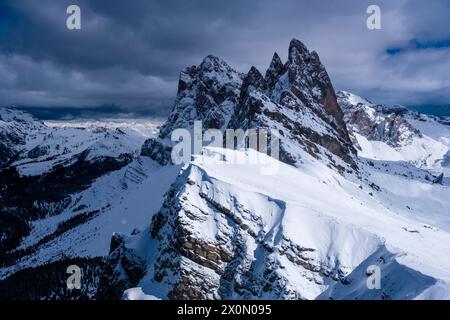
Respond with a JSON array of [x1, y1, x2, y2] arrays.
[[0, 0, 449, 114]]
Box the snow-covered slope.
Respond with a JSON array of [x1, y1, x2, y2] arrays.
[[0, 107, 44, 167], [103, 147, 450, 300], [0, 157, 180, 280], [338, 91, 450, 177], [0, 111, 168, 293], [1, 38, 449, 300], [6, 118, 159, 177], [99, 40, 450, 301]]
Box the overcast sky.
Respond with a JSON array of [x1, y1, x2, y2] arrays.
[[1, 0, 449, 117]]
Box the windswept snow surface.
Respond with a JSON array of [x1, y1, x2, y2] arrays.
[[0, 115, 177, 280], [130, 147, 450, 300], [0, 156, 181, 279]]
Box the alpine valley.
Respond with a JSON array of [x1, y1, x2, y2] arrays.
[[1, 39, 449, 300]]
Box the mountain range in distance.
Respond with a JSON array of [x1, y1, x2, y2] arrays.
[[0, 39, 449, 300]]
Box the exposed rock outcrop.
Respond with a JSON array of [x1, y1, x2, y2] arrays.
[[143, 39, 358, 172], [337, 91, 421, 148]]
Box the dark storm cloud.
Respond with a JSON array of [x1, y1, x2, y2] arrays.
[[0, 0, 449, 116]]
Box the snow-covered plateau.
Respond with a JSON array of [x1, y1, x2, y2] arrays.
[[0, 39, 449, 300]]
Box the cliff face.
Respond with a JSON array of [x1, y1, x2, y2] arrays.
[[143, 39, 357, 172], [159, 55, 244, 139], [229, 39, 357, 171], [3, 38, 450, 301], [337, 90, 421, 148], [101, 40, 450, 301], [103, 144, 450, 300]]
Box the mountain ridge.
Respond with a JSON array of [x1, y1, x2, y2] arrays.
[[97, 40, 450, 300], [0, 39, 449, 300]]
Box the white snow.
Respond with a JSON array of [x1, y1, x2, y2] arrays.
[[9, 119, 162, 177], [2, 101, 449, 300], [133, 146, 450, 299], [339, 91, 450, 176], [0, 156, 182, 280], [339, 90, 373, 106], [123, 287, 161, 300], [44, 119, 162, 138]]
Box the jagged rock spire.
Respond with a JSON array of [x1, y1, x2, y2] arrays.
[[288, 38, 310, 65], [265, 52, 284, 90], [151, 38, 357, 170], [159, 55, 244, 138], [287, 40, 344, 122], [240, 66, 265, 98], [230, 38, 357, 169]]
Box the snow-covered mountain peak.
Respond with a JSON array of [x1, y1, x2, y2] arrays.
[[158, 55, 243, 140], [227, 39, 357, 171], [198, 54, 243, 81], [145, 39, 357, 172], [102, 146, 450, 300], [0, 106, 45, 167], [337, 90, 450, 177], [338, 91, 374, 107], [3, 38, 450, 301], [337, 90, 420, 147], [241, 66, 266, 95], [289, 38, 309, 57], [288, 38, 310, 61], [264, 52, 284, 90], [0, 106, 38, 125], [282, 39, 347, 133]]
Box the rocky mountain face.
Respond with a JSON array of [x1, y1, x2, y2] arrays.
[[100, 39, 366, 300], [141, 55, 244, 164], [2, 38, 450, 300], [337, 91, 421, 148], [143, 39, 357, 173], [98, 40, 450, 300], [109, 161, 356, 300], [160, 55, 244, 137], [0, 108, 42, 167], [337, 91, 450, 177], [101, 145, 450, 300], [229, 39, 357, 171]]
